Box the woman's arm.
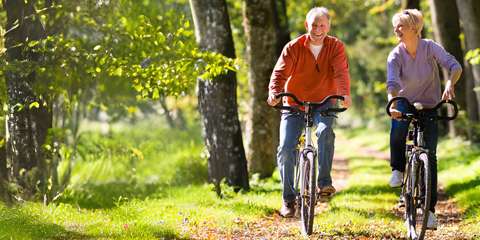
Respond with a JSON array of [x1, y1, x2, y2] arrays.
[[443, 67, 462, 100]]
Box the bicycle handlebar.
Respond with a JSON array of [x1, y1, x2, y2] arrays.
[[273, 92, 347, 115], [386, 96, 458, 121]]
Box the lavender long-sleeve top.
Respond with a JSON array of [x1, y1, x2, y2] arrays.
[[387, 39, 461, 108]]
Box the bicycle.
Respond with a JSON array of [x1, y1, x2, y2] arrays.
[[274, 92, 346, 235], [386, 97, 458, 240]]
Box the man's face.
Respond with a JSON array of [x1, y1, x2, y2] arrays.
[[305, 15, 330, 45]]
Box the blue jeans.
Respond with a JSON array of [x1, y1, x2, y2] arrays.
[[277, 110, 335, 203], [390, 105, 438, 212]]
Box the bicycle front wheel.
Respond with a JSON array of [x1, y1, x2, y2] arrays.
[[299, 149, 316, 235], [405, 152, 431, 240]]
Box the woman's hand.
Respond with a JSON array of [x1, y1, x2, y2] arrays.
[[389, 105, 403, 119], [442, 80, 455, 100]]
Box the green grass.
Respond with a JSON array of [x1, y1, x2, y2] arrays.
[[438, 137, 480, 235], [0, 120, 478, 239]]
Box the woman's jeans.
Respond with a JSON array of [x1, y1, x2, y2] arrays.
[[277, 110, 335, 203], [390, 109, 438, 212]]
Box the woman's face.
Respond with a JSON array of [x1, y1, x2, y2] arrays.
[[393, 21, 417, 42]]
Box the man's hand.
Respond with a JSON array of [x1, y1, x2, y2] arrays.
[[342, 95, 352, 108], [267, 93, 281, 106], [442, 80, 455, 100]]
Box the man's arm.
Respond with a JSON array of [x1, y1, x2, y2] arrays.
[[267, 44, 295, 106], [331, 41, 351, 108]]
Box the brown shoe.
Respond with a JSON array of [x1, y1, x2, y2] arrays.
[[321, 185, 336, 194], [279, 201, 295, 218]]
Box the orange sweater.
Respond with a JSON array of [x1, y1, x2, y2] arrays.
[[269, 34, 350, 106]]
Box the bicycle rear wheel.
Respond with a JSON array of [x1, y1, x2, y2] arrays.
[[404, 152, 431, 240], [299, 149, 316, 235]]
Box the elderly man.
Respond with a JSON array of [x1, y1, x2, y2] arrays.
[[267, 6, 351, 217]]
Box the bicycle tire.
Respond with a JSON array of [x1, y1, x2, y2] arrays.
[[404, 157, 415, 237], [405, 152, 431, 240], [300, 149, 316, 235]]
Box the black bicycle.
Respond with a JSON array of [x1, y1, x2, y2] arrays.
[[274, 92, 346, 235], [386, 97, 458, 240]]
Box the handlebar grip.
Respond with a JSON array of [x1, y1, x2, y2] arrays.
[[434, 100, 458, 120], [386, 96, 410, 116], [274, 92, 303, 106]]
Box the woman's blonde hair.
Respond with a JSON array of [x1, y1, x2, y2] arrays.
[[392, 9, 423, 37]]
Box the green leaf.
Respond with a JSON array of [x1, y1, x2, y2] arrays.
[[152, 88, 159, 99], [113, 67, 123, 77], [29, 102, 40, 109]]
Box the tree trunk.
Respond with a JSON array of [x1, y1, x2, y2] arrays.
[[403, 0, 420, 9], [428, 0, 466, 137], [456, 0, 480, 139], [243, 0, 290, 178], [464, 59, 480, 141], [189, 0, 249, 193], [273, 0, 290, 55], [4, 0, 52, 200], [159, 96, 175, 128], [0, 142, 10, 203]]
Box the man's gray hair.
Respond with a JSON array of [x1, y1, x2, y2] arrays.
[[306, 7, 330, 24]]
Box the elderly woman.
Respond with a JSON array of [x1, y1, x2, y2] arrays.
[[386, 9, 462, 229]]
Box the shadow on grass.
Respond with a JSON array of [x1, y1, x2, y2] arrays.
[[59, 180, 164, 209], [438, 151, 480, 171], [0, 207, 89, 239], [59, 156, 208, 209], [446, 177, 480, 196], [445, 176, 480, 218]]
